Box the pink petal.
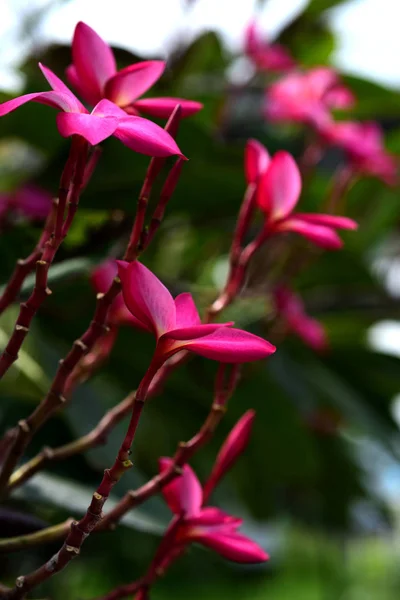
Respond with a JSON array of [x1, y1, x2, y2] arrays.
[[292, 316, 328, 352], [174, 293, 201, 328], [258, 151, 302, 220], [279, 217, 344, 250], [38, 63, 85, 112], [66, 64, 91, 102], [116, 260, 176, 337], [191, 531, 269, 563], [114, 116, 184, 157], [294, 213, 358, 230], [72, 21, 116, 105], [325, 85, 355, 110], [203, 410, 255, 501], [164, 323, 233, 342], [159, 458, 202, 517], [186, 507, 240, 527], [182, 328, 276, 363], [307, 67, 338, 98], [14, 184, 52, 220], [244, 139, 270, 184], [91, 260, 148, 330], [56, 112, 118, 145], [105, 61, 165, 106], [0, 91, 82, 116], [133, 97, 203, 119]]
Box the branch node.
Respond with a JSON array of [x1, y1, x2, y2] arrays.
[[74, 339, 88, 352], [15, 577, 25, 589], [18, 420, 30, 434]]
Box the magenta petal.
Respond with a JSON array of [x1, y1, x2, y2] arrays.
[[280, 217, 344, 250], [294, 213, 358, 230], [133, 97, 203, 119], [91, 260, 148, 330], [245, 139, 270, 184], [182, 328, 276, 363], [159, 458, 202, 517], [105, 61, 165, 106], [116, 260, 176, 337], [0, 91, 82, 116], [114, 116, 184, 157], [258, 151, 301, 220], [186, 507, 239, 527], [192, 531, 269, 563], [72, 22, 116, 104], [38, 63, 85, 112], [56, 112, 118, 145], [164, 323, 234, 342], [174, 293, 201, 328], [203, 410, 255, 501]]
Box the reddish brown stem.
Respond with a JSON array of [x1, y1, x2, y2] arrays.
[[0, 197, 59, 315], [0, 137, 89, 382]]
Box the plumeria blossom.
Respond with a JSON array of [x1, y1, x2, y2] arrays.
[[203, 410, 255, 503], [265, 67, 355, 129], [159, 458, 268, 563], [244, 21, 295, 72], [256, 147, 357, 249], [117, 260, 275, 364], [66, 22, 203, 119], [0, 63, 183, 157], [320, 120, 397, 185], [274, 286, 327, 352], [0, 184, 52, 222], [244, 138, 271, 185]]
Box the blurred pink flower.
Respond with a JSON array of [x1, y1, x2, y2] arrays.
[[320, 120, 397, 185], [274, 285, 327, 351], [67, 22, 203, 119], [0, 184, 52, 221], [117, 260, 275, 364], [159, 457, 268, 563], [244, 21, 295, 72], [0, 64, 184, 158], [265, 67, 355, 129], [256, 146, 357, 249]]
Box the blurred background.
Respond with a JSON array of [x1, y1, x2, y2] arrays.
[[1, 0, 400, 598]]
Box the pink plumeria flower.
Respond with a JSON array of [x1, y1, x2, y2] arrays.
[[274, 286, 327, 352], [66, 22, 203, 119], [244, 21, 295, 72], [320, 120, 397, 185], [159, 458, 268, 563], [265, 67, 355, 129], [0, 184, 52, 221], [256, 147, 358, 249], [117, 260, 275, 364], [0, 63, 183, 158], [203, 410, 255, 503]]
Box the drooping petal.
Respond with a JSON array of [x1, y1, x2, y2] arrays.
[[181, 328, 276, 363], [278, 217, 344, 250], [294, 213, 358, 230], [105, 61, 165, 106], [203, 410, 255, 502], [117, 260, 176, 337], [292, 315, 328, 352], [114, 116, 184, 157], [258, 151, 301, 220], [174, 293, 201, 328], [164, 323, 233, 342], [91, 261, 148, 330], [245, 139, 270, 184], [191, 531, 269, 563], [0, 91, 82, 116], [56, 112, 119, 145], [133, 97, 203, 119], [72, 21, 117, 104], [159, 458, 202, 517], [38, 63, 85, 112]]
